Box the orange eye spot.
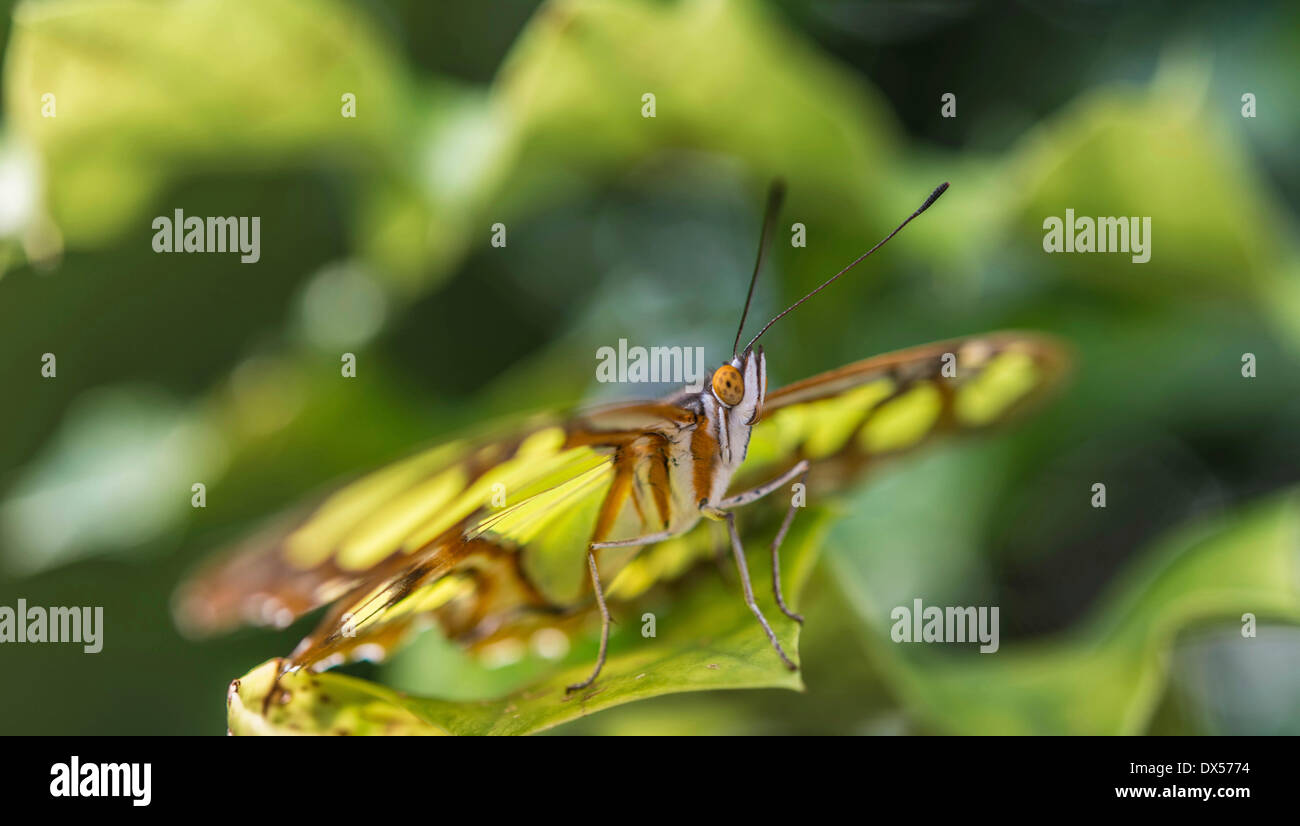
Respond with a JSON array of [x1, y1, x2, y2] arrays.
[[711, 365, 744, 406]]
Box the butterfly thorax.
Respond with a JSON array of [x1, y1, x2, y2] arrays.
[[662, 347, 767, 525]]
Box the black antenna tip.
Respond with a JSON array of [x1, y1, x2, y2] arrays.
[[919, 181, 949, 214]]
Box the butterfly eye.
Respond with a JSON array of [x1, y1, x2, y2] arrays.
[[711, 364, 745, 406]]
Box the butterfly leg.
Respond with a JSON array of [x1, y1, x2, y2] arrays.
[[571, 520, 689, 692], [710, 521, 733, 584], [572, 528, 681, 691], [717, 459, 810, 509], [566, 550, 611, 693], [767, 468, 809, 624], [717, 459, 810, 624], [702, 505, 797, 671], [590, 529, 676, 548]]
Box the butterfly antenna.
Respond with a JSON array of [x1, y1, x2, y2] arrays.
[[733, 179, 786, 359], [744, 181, 949, 352]]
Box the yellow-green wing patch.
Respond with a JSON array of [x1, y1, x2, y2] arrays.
[[176, 417, 604, 636]]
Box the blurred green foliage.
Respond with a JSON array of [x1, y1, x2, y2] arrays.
[[1, 0, 1298, 734]]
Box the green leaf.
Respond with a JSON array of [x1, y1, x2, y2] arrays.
[[5, 0, 412, 240], [1003, 56, 1293, 308], [227, 508, 831, 735], [499, 0, 899, 176], [831, 486, 1300, 735], [489, 0, 943, 284]]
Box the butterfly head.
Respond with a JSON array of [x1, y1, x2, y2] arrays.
[[709, 345, 766, 426]]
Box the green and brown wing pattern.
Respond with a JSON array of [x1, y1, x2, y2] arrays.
[[173, 404, 702, 672], [736, 332, 1069, 492]]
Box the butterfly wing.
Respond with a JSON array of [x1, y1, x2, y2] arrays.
[[272, 448, 617, 673], [175, 417, 547, 635], [174, 400, 719, 672], [736, 331, 1069, 492]]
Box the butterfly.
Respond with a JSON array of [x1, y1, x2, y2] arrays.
[[174, 180, 1067, 707]]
